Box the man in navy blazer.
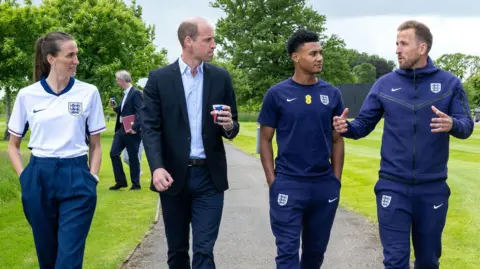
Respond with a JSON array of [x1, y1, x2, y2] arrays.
[[109, 70, 143, 190], [142, 18, 239, 269]]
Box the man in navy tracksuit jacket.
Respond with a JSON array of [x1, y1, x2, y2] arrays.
[[333, 20, 474, 269]]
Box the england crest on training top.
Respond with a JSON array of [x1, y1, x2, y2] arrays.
[[320, 94, 329, 105], [431, 83, 441, 93]]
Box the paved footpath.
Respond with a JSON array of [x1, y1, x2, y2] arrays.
[[121, 144, 385, 269]]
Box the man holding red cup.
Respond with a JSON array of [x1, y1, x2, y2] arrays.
[[141, 17, 240, 269]]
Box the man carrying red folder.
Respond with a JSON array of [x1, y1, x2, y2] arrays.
[[109, 70, 144, 190]]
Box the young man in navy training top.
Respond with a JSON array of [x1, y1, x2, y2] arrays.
[[258, 29, 345, 269], [333, 20, 474, 269]]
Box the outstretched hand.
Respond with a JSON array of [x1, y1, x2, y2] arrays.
[[333, 108, 349, 133], [431, 105, 453, 133]]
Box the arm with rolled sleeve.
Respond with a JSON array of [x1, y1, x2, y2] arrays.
[[222, 72, 240, 140], [141, 71, 164, 171], [343, 82, 384, 140], [448, 81, 474, 139]]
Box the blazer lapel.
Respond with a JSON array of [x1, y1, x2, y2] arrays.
[[120, 87, 134, 115], [202, 63, 211, 129], [171, 61, 190, 130]]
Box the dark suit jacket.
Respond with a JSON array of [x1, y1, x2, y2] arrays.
[[141, 60, 240, 195], [114, 87, 143, 134]]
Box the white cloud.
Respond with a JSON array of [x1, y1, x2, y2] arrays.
[[308, 0, 480, 18], [324, 15, 480, 63], [147, 2, 480, 66], [31, 0, 480, 70]]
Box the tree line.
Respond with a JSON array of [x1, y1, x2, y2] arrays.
[[0, 0, 167, 138], [1, 0, 479, 139]]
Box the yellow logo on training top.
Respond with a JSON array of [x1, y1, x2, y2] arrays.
[[305, 94, 312, 104]]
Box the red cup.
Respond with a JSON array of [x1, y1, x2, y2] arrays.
[[212, 104, 224, 123]]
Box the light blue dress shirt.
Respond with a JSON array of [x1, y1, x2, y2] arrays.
[[178, 57, 206, 159]]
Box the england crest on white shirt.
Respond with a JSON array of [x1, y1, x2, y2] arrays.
[[320, 94, 329, 105], [68, 102, 83, 116], [430, 83, 441, 93]]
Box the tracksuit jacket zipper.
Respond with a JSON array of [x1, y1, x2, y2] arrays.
[[412, 69, 417, 184]]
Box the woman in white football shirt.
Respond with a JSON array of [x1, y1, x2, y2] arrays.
[[7, 31, 106, 269]]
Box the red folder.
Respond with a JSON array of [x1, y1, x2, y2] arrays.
[[122, 114, 136, 132]]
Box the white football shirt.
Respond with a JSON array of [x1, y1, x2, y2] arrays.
[[8, 77, 106, 158]]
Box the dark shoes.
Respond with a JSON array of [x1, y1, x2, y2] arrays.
[[109, 184, 128, 190], [109, 184, 141, 191]]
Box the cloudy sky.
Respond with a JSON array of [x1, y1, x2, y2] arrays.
[[30, 0, 480, 70], [130, 0, 480, 65]]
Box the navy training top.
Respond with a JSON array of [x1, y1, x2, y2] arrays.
[[257, 77, 345, 180]]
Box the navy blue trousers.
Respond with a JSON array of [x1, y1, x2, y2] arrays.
[[19, 155, 97, 269], [159, 167, 224, 269], [269, 174, 341, 269], [375, 178, 450, 269]]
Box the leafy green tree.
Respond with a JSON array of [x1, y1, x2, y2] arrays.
[[210, 0, 355, 104], [345, 49, 395, 79], [0, 0, 167, 139], [353, 63, 376, 83], [211, 57, 255, 110], [463, 74, 480, 108], [0, 0, 54, 139], [435, 53, 480, 82], [41, 0, 168, 104]]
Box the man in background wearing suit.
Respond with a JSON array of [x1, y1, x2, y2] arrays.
[[109, 70, 143, 191], [142, 17, 240, 269]]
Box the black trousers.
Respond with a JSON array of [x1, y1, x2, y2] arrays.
[[110, 131, 141, 187]]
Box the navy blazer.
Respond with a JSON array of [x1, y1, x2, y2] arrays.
[[141, 60, 240, 195], [114, 87, 143, 133]]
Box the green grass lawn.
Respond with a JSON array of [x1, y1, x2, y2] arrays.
[[227, 120, 480, 269], [0, 119, 158, 269]]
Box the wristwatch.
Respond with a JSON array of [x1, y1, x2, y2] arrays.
[[91, 174, 99, 182]]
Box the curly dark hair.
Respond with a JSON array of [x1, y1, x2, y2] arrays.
[[286, 29, 320, 55]]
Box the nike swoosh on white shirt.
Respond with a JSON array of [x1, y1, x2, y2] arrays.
[[287, 98, 297, 102], [328, 197, 338, 203]]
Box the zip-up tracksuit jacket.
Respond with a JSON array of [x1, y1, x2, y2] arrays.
[[343, 57, 474, 185]]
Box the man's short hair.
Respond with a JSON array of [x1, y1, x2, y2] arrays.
[[116, 70, 132, 83], [178, 21, 199, 48], [397, 20, 433, 54], [286, 29, 320, 55]]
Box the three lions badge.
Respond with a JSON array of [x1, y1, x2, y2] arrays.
[[68, 102, 83, 116]]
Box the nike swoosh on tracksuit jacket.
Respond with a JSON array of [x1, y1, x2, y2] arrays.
[[342, 57, 474, 184]]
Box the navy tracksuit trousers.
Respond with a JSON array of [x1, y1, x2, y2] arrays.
[[269, 173, 341, 269], [19, 154, 97, 269], [375, 178, 450, 269]]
